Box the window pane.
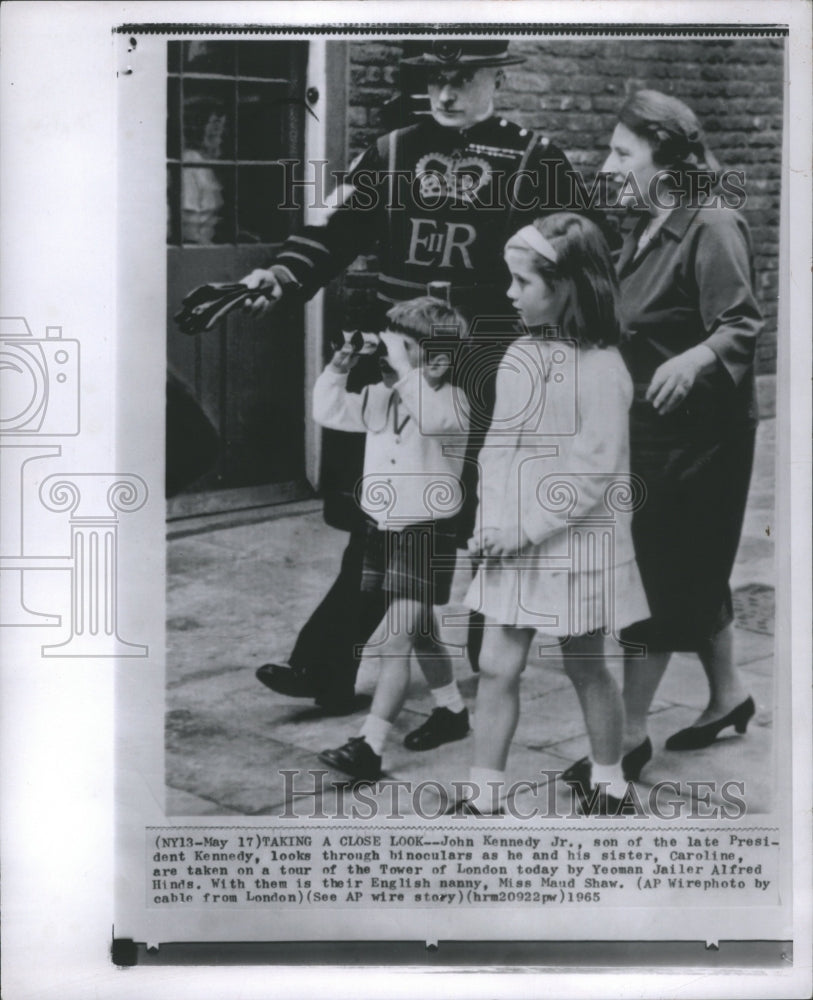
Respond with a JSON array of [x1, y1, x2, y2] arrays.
[[236, 40, 302, 79], [236, 165, 294, 244], [168, 40, 180, 74], [182, 40, 235, 75], [237, 82, 293, 161], [181, 80, 234, 161], [181, 165, 234, 245]]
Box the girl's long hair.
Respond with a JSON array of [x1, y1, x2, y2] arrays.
[[508, 213, 623, 348]]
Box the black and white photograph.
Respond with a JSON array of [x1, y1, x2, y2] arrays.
[[2, 2, 811, 998], [163, 32, 781, 824]]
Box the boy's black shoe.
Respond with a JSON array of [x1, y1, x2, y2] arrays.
[[404, 707, 470, 751], [318, 737, 382, 781]]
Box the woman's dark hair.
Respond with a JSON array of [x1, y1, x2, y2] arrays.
[[618, 89, 720, 174], [507, 213, 623, 348]]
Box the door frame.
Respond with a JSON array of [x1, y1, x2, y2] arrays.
[[168, 39, 347, 521], [304, 38, 349, 491]]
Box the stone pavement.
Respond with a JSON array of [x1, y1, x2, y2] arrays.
[[165, 414, 775, 819]]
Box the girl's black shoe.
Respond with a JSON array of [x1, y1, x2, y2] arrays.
[[621, 737, 652, 781], [564, 763, 640, 817], [561, 737, 652, 785], [665, 696, 755, 751]]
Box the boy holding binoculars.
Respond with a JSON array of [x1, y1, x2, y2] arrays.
[[312, 296, 471, 780]]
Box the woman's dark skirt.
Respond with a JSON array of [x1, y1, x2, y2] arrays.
[[620, 398, 756, 653]]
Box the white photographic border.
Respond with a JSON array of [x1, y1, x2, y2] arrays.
[[1, 2, 810, 997]]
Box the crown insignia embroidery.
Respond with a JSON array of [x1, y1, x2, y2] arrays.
[[415, 153, 492, 204]]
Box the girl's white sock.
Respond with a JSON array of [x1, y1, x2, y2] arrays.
[[359, 715, 392, 756], [431, 681, 466, 714], [468, 766, 506, 814], [591, 761, 628, 801]]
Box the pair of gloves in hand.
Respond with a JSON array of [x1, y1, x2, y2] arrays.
[[174, 282, 264, 336]]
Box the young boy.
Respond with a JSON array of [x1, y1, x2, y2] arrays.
[[313, 297, 471, 780]]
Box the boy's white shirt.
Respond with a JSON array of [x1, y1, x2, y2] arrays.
[[313, 365, 471, 529]]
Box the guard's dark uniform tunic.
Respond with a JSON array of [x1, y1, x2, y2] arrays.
[[267, 115, 574, 702], [273, 116, 573, 530], [274, 116, 572, 319]]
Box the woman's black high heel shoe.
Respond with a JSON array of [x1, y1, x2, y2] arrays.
[[621, 737, 652, 781], [665, 696, 755, 751]]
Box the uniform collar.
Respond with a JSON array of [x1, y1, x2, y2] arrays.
[[426, 114, 500, 142]]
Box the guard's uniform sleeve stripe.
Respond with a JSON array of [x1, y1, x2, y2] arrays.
[[289, 234, 332, 254], [379, 273, 427, 291], [276, 250, 317, 269]]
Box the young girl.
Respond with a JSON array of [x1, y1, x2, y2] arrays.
[[462, 213, 650, 815]]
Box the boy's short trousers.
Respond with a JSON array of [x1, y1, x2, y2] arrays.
[[360, 519, 457, 608]]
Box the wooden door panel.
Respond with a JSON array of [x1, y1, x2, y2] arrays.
[[168, 245, 304, 494], [166, 39, 309, 510]]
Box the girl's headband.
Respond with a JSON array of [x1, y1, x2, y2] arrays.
[[510, 226, 558, 264]]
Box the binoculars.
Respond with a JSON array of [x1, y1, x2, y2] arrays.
[[337, 330, 399, 377], [340, 329, 387, 359]]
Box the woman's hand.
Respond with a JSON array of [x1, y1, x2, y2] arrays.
[[646, 344, 717, 415]]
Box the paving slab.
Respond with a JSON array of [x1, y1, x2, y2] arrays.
[[165, 419, 777, 817]]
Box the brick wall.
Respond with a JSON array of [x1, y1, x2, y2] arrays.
[[346, 36, 784, 374]]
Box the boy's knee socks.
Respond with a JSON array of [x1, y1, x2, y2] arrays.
[[360, 714, 392, 756], [431, 681, 465, 714]]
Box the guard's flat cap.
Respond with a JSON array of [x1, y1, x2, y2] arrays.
[[401, 40, 525, 69]]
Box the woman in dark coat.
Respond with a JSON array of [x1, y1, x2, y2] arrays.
[[598, 91, 761, 778]]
